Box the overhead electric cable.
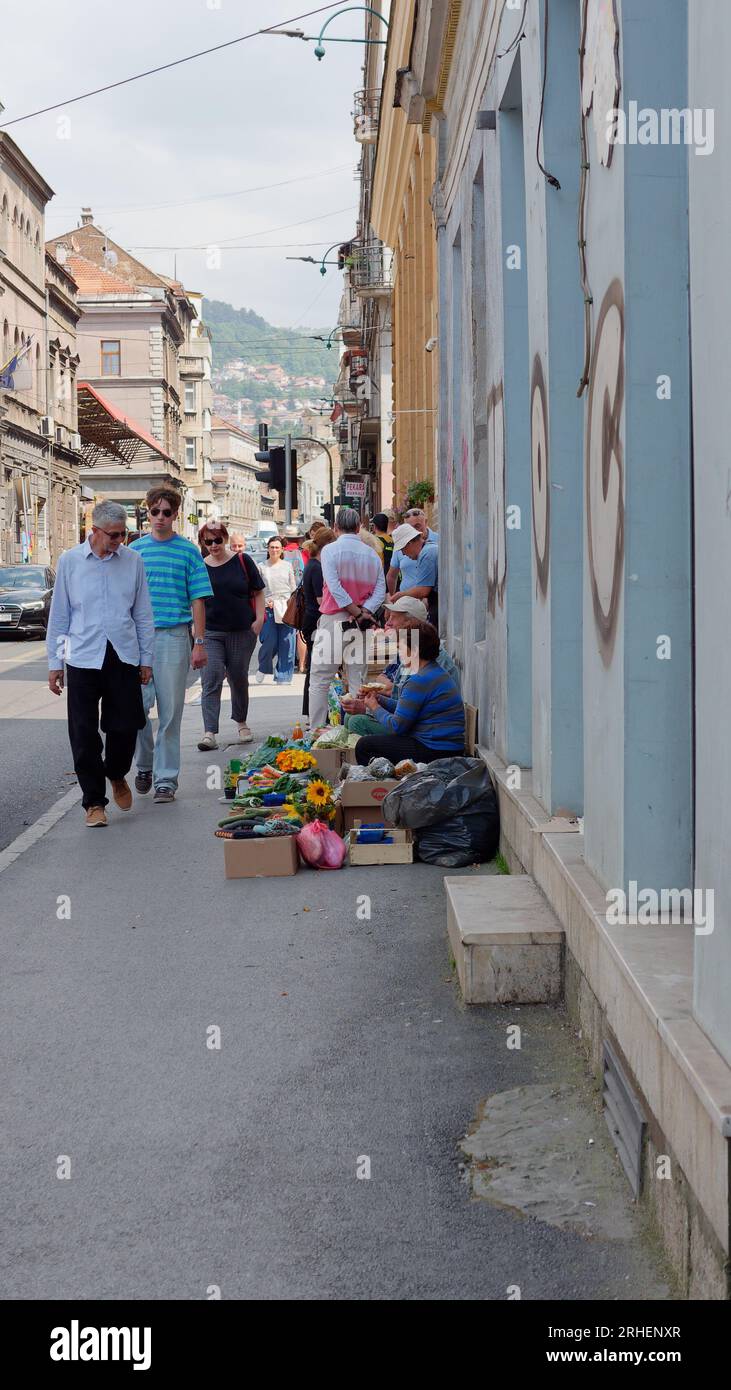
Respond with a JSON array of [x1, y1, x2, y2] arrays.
[[0, 3, 350, 128], [126, 204, 357, 250], [47, 164, 354, 217]]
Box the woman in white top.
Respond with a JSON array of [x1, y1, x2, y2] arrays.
[[256, 535, 298, 684]]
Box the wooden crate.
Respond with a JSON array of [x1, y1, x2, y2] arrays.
[[347, 822, 414, 865]]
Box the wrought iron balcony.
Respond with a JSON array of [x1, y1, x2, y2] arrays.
[[351, 243, 393, 294], [353, 89, 381, 144], [333, 381, 365, 416]]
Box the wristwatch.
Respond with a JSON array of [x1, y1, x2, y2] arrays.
[[194, 637, 205, 646]]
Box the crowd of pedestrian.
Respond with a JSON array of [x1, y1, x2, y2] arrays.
[[46, 492, 451, 829]]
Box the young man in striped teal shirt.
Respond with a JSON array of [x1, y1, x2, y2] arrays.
[[130, 486, 212, 802]]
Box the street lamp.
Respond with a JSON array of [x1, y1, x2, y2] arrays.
[[260, 8, 389, 60], [313, 7, 390, 61], [286, 255, 340, 268], [311, 326, 356, 350]]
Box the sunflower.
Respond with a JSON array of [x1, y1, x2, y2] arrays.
[[305, 779, 332, 808]]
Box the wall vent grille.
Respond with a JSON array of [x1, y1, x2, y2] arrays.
[[602, 1039, 647, 1198]]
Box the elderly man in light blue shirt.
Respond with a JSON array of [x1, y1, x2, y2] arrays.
[[47, 500, 155, 829]]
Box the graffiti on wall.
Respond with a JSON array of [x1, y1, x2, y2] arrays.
[[531, 356, 550, 599], [487, 382, 506, 616], [586, 278, 625, 666], [580, 0, 621, 169]]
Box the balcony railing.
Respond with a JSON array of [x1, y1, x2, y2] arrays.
[[351, 244, 393, 294], [333, 382, 365, 417], [353, 89, 380, 144]]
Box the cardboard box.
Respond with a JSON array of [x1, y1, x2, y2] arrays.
[[311, 745, 357, 780], [347, 822, 414, 865], [338, 778, 399, 831], [223, 834, 299, 879]]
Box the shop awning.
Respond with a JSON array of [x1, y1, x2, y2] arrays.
[[77, 382, 176, 468]]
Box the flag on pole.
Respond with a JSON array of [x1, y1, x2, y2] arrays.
[[0, 337, 33, 392]]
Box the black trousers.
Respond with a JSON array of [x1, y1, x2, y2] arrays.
[[301, 625, 316, 717], [355, 734, 455, 766], [66, 643, 145, 809]]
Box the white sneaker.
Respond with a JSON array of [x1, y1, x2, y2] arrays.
[[255, 672, 266, 684], [237, 723, 253, 743], [198, 731, 218, 751]]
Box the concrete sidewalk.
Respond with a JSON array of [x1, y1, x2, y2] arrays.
[[0, 678, 672, 1299]]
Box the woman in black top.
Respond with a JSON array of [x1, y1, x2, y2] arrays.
[[197, 523, 266, 751], [301, 526, 334, 720]]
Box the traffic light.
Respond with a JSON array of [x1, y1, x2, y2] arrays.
[[321, 502, 334, 523], [254, 445, 285, 493], [135, 504, 148, 529], [254, 442, 298, 508]]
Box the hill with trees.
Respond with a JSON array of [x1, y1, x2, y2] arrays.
[[203, 299, 335, 379]]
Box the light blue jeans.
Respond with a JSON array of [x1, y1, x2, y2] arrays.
[[135, 624, 191, 791]]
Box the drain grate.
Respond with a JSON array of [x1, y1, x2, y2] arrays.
[[602, 1040, 647, 1198]]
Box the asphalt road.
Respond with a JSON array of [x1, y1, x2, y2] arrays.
[[0, 636, 77, 850], [0, 682, 671, 1301]]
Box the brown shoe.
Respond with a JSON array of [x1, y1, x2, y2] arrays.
[[110, 778, 133, 810], [85, 806, 108, 829]]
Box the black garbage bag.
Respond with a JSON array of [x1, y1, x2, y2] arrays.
[[382, 757, 495, 828], [414, 803, 500, 867], [382, 757, 500, 867]]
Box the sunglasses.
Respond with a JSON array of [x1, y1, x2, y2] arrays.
[[96, 527, 127, 540], [150, 507, 174, 518], [205, 535, 224, 546]]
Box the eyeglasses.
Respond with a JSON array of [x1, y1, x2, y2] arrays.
[[205, 536, 224, 546], [150, 507, 174, 518], [96, 527, 127, 540]]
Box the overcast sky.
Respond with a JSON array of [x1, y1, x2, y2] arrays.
[[1, 0, 367, 330]]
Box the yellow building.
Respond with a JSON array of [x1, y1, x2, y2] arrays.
[[370, 0, 450, 514]]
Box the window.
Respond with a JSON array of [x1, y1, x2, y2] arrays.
[[184, 439, 196, 470], [101, 340, 121, 376], [315, 490, 324, 507], [184, 383, 196, 413]]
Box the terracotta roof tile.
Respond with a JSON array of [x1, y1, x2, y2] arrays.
[[62, 255, 132, 296]]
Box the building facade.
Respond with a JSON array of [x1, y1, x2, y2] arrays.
[[370, 0, 441, 512], [46, 213, 195, 522], [179, 291, 214, 538], [296, 406, 339, 525], [210, 415, 262, 537], [331, 2, 394, 516], [0, 134, 82, 565], [372, 0, 731, 1296]]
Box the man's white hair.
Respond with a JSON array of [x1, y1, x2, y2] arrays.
[[336, 506, 360, 534], [92, 500, 127, 528]]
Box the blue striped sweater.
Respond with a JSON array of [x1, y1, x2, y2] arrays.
[[130, 533, 212, 628], [372, 661, 465, 749]]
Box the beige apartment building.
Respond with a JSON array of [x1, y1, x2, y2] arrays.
[[296, 407, 339, 524], [46, 212, 194, 526], [178, 291, 214, 537], [210, 415, 262, 538], [0, 133, 82, 565]]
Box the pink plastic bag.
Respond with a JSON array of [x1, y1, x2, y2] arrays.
[[296, 820, 346, 870]]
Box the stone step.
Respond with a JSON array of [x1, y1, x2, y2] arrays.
[[445, 874, 564, 1004]]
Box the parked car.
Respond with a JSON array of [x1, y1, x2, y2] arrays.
[[245, 537, 268, 565], [0, 565, 55, 637]]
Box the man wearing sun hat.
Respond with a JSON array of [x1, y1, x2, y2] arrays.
[[341, 594, 459, 736], [386, 521, 439, 626]]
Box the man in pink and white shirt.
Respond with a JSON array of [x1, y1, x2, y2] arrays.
[[309, 506, 386, 730]]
